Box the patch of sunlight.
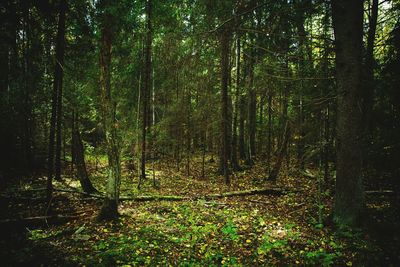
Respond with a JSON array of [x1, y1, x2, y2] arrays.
[[22, 183, 35, 190], [53, 177, 81, 189], [120, 207, 136, 216], [270, 227, 288, 239], [144, 169, 164, 176], [367, 202, 391, 210]]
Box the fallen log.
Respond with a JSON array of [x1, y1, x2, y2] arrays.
[[54, 188, 104, 198], [120, 195, 190, 201], [0, 214, 81, 229], [365, 190, 395, 195], [44, 187, 292, 202], [202, 188, 287, 199], [0, 214, 79, 224]]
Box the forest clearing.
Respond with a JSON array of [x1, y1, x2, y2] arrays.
[[1, 0, 400, 266]]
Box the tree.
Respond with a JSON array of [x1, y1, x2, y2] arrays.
[[220, 26, 231, 185], [139, 0, 153, 187], [332, 0, 365, 226], [72, 111, 97, 193], [231, 34, 241, 171], [362, 0, 379, 134], [97, 0, 121, 220], [47, 0, 67, 199]]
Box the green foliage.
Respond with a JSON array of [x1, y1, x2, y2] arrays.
[[257, 234, 288, 255], [304, 249, 337, 266], [257, 224, 299, 256], [27, 229, 51, 240], [221, 219, 239, 241], [27, 229, 62, 241]]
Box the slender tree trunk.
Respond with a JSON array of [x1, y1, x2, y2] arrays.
[[186, 84, 191, 177], [322, 2, 331, 186], [22, 5, 34, 171], [152, 64, 156, 186], [134, 37, 144, 176], [239, 96, 246, 160], [140, 0, 152, 186], [332, 0, 364, 227], [202, 144, 206, 179], [266, 92, 273, 176], [247, 56, 256, 165], [136, 68, 141, 175], [98, 1, 121, 220], [363, 0, 378, 134], [71, 111, 75, 174], [295, 2, 306, 170], [54, 0, 67, 181], [323, 106, 330, 184], [258, 97, 264, 155], [47, 0, 67, 199], [231, 35, 241, 170], [220, 28, 231, 185]]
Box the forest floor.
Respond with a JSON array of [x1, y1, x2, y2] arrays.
[[0, 155, 399, 266]]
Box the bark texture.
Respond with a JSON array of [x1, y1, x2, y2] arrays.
[[362, 0, 378, 133], [72, 113, 97, 194], [140, 0, 153, 185], [47, 0, 67, 199], [332, 0, 365, 226], [97, 0, 121, 220], [220, 28, 231, 185]]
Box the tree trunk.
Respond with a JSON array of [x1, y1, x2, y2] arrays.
[[186, 85, 191, 177], [239, 95, 246, 160], [140, 0, 153, 186], [220, 28, 231, 185], [268, 121, 290, 182], [72, 113, 97, 193], [332, 0, 364, 227], [135, 64, 141, 175], [266, 92, 273, 176], [362, 0, 378, 134], [54, 0, 67, 182], [295, 1, 306, 170], [247, 56, 256, 165], [231, 35, 241, 170], [97, 1, 121, 220], [47, 0, 67, 199]]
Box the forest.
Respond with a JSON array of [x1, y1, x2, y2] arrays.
[[0, 0, 399, 266]]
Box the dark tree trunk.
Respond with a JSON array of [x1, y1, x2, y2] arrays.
[[258, 97, 264, 155], [323, 106, 330, 184], [47, 0, 67, 199], [266, 92, 273, 176], [247, 56, 256, 165], [231, 35, 241, 170], [97, 0, 121, 220], [202, 144, 206, 179], [72, 113, 97, 194], [322, 3, 332, 186], [220, 28, 231, 185], [362, 0, 378, 134], [268, 122, 290, 182], [55, 0, 67, 181], [295, 0, 306, 170], [239, 95, 246, 160], [22, 4, 34, 172], [332, 0, 364, 227], [140, 0, 152, 186], [186, 86, 191, 177]]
